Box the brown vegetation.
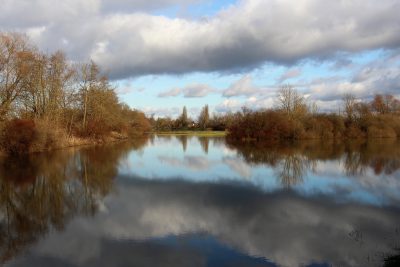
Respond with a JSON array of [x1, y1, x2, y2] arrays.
[[0, 32, 150, 154], [226, 87, 400, 142]]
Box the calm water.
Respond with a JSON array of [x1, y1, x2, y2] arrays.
[[1, 136, 400, 267]]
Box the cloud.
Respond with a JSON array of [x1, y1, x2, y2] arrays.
[[18, 177, 400, 267], [223, 75, 259, 97], [222, 156, 252, 178], [277, 68, 302, 83], [305, 52, 400, 105], [157, 87, 182, 97], [215, 98, 241, 113], [2, 0, 399, 79], [100, 0, 202, 13], [215, 94, 276, 113], [182, 84, 215, 97], [158, 155, 213, 171], [142, 106, 181, 117], [158, 83, 215, 98]]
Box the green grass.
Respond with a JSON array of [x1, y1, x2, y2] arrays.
[[153, 131, 226, 137]]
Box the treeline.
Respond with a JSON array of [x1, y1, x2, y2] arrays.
[[150, 104, 238, 131], [0, 32, 150, 154], [227, 86, 400, 142]]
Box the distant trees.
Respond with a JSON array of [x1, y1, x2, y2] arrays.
[[148, 82, 400, 141], [175, 106, 189, 129], [198, 104, 210, 130]]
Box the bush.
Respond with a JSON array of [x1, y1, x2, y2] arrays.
[[367, 125, 396, 138], [0, 119, 69, 154], [227, 110, 305, 141], [1, 119, 37, 154], [33, 119, 68, 151], [345, 123, 366, 139]]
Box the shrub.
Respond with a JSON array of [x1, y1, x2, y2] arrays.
[[0, 119, 70, 154], [33, 119, 68, 151], [1, 119, 37, 154], [227, 110, 305, 141], [367, 126, 396, 138], [345, 123, 366, 139]]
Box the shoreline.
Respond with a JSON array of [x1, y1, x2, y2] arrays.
[[153, 131, 226, 137], [0, 134, 134, 157]]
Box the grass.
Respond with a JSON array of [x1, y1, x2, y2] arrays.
[[154, 130, 226, 137]]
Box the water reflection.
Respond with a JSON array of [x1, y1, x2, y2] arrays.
[[121, 136, 400, 207], [0, 136, 399, 267], [0, 139, 148, 265], [7, 176, 400, 267], [227, 139, 400, 177]]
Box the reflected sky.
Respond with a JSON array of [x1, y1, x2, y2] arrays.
[[1, 136, 400, 267], [6, 176, 400, 267], [119, 136, 400, 207]]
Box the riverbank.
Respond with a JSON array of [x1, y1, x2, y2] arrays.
[[0, 128, 134, 157], [153, 131, 226, 137]]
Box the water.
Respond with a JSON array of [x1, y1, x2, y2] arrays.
[[0, 135, 399, 267]]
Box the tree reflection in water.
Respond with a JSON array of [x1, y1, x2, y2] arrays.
[[175, 135, 188, 152], [198, 137, 209, 154], [0, 138, 148, 264], [227, 138, 400, 188]]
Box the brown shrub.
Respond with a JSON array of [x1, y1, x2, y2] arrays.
[[32, 119, 68, 151], [303, 115, 335, 139], [1, 119, 37, 154], [0, 119, 69, 154], [345, 124, 366, 139], [227, 110, 305, 141], [367, 126, 397, 138], [84, 119, 111, 139]]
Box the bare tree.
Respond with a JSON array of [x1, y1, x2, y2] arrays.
[[342, 93, 357, 121], [276, 85, 307, 118], [0, 33, 30, 119], [78, 61, 100, 130]]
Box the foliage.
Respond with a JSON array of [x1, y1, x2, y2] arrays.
[[198, 104, 210, 130], [227, 89, 400, 141], [1, 119, 36, 154], [0, 32, 150, 153]]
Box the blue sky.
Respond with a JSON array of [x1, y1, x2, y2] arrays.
[[1, 0, 399, 118]]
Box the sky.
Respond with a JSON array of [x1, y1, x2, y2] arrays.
[[1, 0, 399, 118]]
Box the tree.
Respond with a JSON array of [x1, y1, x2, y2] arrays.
[[176, 106, 189, 129], [342, 93, 357, 121], [371, 94, 386, 114], [276, 85, 307, 119], [0, 33, 31, 120], [198, 104, 209, 130], [370, 94, 400, 114], [78, 61, 100, 130]]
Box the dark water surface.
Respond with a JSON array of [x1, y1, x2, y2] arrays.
[[1, 136, 400, 267]]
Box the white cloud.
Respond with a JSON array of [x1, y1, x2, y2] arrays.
[[1, 0, 399, 79], [277, 68, 302, 83], [215, 98, 241, 113], [158, 83, 215, 98], [182, 84, 215, 97], [223, 75, 258, 97], [157, 87, 182, 97], [142, 106, 180, 117]]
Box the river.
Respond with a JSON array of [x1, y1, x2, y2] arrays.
[[1, 135, 399, 267]]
